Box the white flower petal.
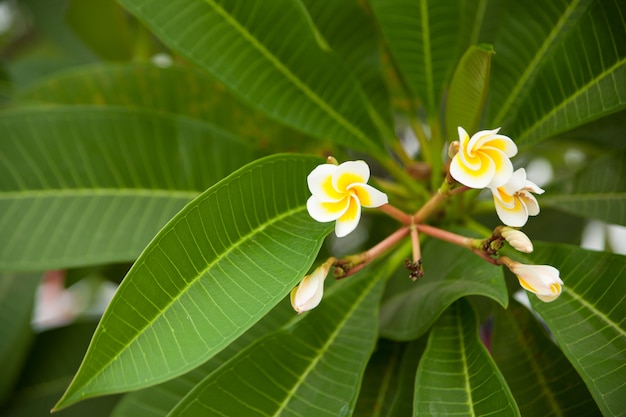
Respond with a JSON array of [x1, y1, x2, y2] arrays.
[[494, 195, 529, 227], [501, 228, 534, 253], [511, 263, 562, 302], [306, 195, 349, 223], [290, 262, 331, 313], [523, 179, 545, 195], [307, 164, 343, 202], [333, 160, 370, 193], [335, 196, 361, 237], [348, 183, 388, 207], [501, 168, 527, 195], [519, 191, 540, 216], [485, 149, 514, 188], [450, 153, 495, 189]]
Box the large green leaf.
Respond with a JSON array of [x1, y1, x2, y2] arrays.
[[168, 258, 389, 417], [118, 0, 384, 152], [542, 151, 626, 226], [369, 0, 465, 116], [65, 0, 132, 61], [299, 0, 391, 126], [17, 63, 314, 152], [525, 243, 626, 417], [414, 298, 520, 416], [354, 338, 425, 417], [489, 0, 626, 146], [110, 300, 296, 417], [2, 321, 121, 417], [54, 154, 333, 410], [379, 235, 508, 340], [445, 44, 494, 137], [492, 299, 601, 416], [0, 106, 254, 271], [0, 274, 39, 404]]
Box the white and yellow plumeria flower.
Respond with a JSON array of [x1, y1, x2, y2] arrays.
[[290, 258, 334, 313], [508, 261, 563, 302], [491, 168, 544, 227], [450, 127, 518, 189], [306, 160, 388, 237]]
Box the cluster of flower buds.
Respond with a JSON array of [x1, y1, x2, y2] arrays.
[[293, 127, 563, 313]]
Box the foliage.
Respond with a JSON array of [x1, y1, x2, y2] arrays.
[[1, 0, 625, 416]]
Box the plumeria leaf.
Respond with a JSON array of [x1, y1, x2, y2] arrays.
[[167, 257, 391, 417], [118, 0, 384, 153], [489, 0, 626, 146], [519, 243, 626, 416], [17, 63, 313, 152], [379, 234, 508, 340], [4, 321, 122, 417], [299, 0, 391, 126], [354, 338, 426, 417], [542, 150, 626, 226], [65, 0, 133, 61], [110, 300, 296, 417], [493, 298, 601, 416], [445, 44, 494, 138], [0, 106, 255, 271], [369, 0, 465, 116], [414, 298, 520, 416], [53, 154, 333, 410], [0, 273, 39, 403]]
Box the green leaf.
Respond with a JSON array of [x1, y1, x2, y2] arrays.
[[0, 273, 39, 403], [525, 243, 626, 417], [354, 338, 426, 417], [118, 0, 383, 152], [0, 106, 254, 271], [17, 63, 314, 152], [369, 0, 464, 116], [299, 0, 392, 126], [3, 321, 121, 417], [65, 0, 132, 60], [168, 259, 388, 417], [492, 299, 601, 417], [379, 235, 508, 340], [54, 154, 333, 410], [445, 44, 494, 137], [110, 300, 296, 417], [542, 151, 626, 226], [489, 0, 626, 146], [414, 299, 520, 416]]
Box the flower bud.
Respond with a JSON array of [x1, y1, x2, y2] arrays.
[[290, 258, 334, 313], [500, 227, 533, 253], [508, 261, 563, 302]]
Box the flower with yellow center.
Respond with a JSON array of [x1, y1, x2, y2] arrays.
[[306, 160, 388, 237], [507, 260, 563, 302], [491, 168, 544, 227], [450, 127, 518, 189]]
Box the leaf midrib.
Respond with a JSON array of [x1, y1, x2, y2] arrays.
[[518, 59, 626, 143], [493, 0, 587, 125], [0, 189, 200, 199], [0, 188, 201, 201], [272, 274, 382, 416], [562, 286, 626, 339], [456, 305, 476, 417], [510, 314, 564, 417], [61, 202, 310, 405], [203, 0, 376, 150]]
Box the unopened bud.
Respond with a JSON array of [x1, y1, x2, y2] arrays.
[[501, 227, 533, 253]]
